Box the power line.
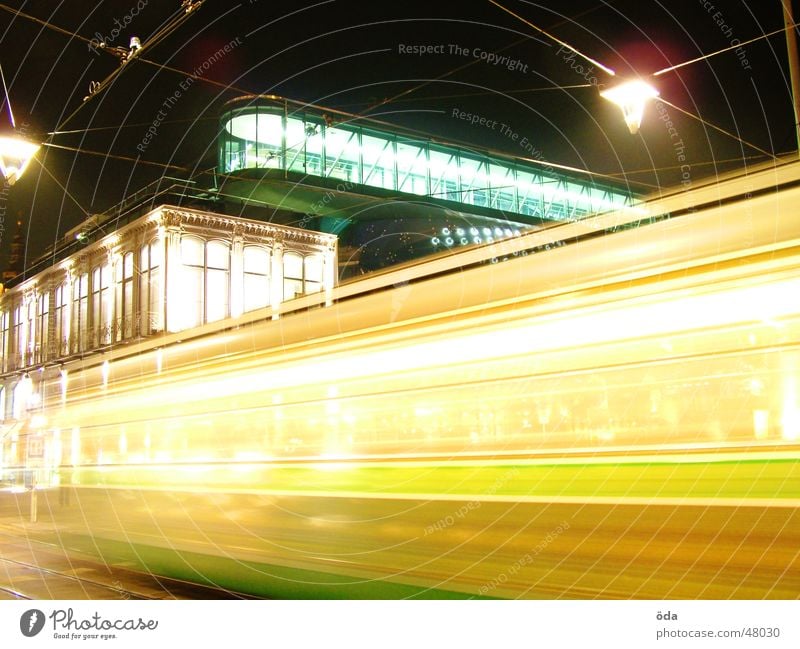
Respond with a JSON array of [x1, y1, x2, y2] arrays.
[[602, 153, 780, 178], [653, 23, 799, 76], [0, 3, 95, 45], [658, 97, 777, 160], [42, 141, 189, 171], [0, 2, 255, 129], [31, 157, 91, 217], [47, 116, 218, 137], [332, 84, 594, 109], [486, 0, 616, 76], [492, 1, 781, 159], [358, 6, 608, 118], [55, 1, 207, 131]]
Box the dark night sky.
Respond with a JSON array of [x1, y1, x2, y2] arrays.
[[0, 0, 798, 268]]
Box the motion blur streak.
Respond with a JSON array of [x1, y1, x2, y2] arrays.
[[2, 159, 800, 598]]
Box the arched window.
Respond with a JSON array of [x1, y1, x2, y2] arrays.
[[115, 252, 134, 340], [36, 291, 49, 363], [140, 240, 161, 335], [283, 252, 304, 300], [54, 282, 69, 356], [72, 273, 88, 352], [25, 300, 36, 366], [206, 241, 230, 323], [304, 255, 324, 294], [180, 237, 230, 329], [243, 246, 270, 312], [13, 303, 24, 365], [91, 264, 112, 346], [180, 236, 204, 330]]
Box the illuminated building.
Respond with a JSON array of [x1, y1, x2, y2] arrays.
[[0, 204, 336, 418], [217, 95, 636, 275], [0, 95, 634, 421]]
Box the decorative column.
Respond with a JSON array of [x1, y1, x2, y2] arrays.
[[270, 236, 284, 320], [162, 211, 183, 333]]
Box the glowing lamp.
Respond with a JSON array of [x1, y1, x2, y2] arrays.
[[600, 79, 659, 134], [0, 134, 40, 185]]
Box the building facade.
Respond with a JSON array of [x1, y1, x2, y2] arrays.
[[0, 205, 337, 421]]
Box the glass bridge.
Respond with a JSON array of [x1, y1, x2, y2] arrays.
[[218, 95, 635, 224]]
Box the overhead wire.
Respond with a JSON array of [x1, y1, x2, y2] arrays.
[[30, 157, 91, 217], [653, 23, 799, 76], [486, 0, 616, 76], [54, 2, 207, 131], [658, 97, 776, 159], [41, 141, 189, 171], [358, 5, 609, 118], [2, 1, 782, 198]]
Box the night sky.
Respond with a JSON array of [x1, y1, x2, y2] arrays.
[[0, 0, 798, 268]]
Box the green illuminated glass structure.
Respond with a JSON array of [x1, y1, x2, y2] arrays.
[[219, 96, 633, 223]]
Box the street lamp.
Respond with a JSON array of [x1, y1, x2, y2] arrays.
[[0, 61, 39, 185], [600, 79, 660, 135], [0, 134, 40, 186]]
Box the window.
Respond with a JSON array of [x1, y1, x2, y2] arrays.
[[12, 304, 23, 366], [179, 237, 230, 329], [304, 255, 324, 294], [396, 141, 428, 195], [303, 120, 324, 176], [243, 246, 270, 312], [361, 133, 395, 190], [0, 311, 9, 372], [36, 291, 49, 363], [286, 117, 324, 175], [251, 112, 283, 169], [180, 237, 204, 330], [115, 252, 134, 340], [324, 127, 360, 183], [91, 264, 112, 346], [429, 149, 460, 201], [283, 253, 322, 299], [516, 170, 543, 217], [24, 300, 35, 365], [206, 241, 230, 323], [54, 282, 69, 356], [222, 111, 283, 172], [489, 164, 516, 213], [459, 156, 490, 207], [72, 273, 88, 352], [283, 252, 304, 301], [140, 240, 161, 335]]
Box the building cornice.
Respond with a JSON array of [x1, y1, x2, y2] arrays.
[[161, 206, 336, 247]]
